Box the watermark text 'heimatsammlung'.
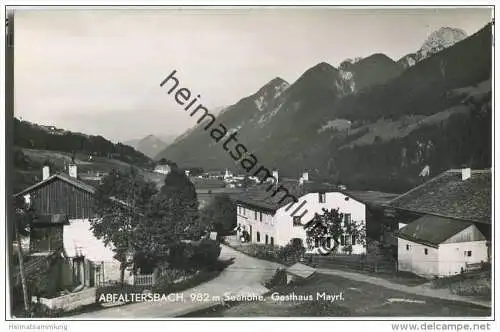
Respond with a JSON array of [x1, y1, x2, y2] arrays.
[[160, 70, 307, 218]]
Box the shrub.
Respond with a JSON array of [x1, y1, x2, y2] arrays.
[[278, 238, 305, 264], [30, 303, 64, 318], [166, 239, 221, 270], [191, 239, 222, 267]]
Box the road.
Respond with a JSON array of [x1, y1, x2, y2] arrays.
[[73, 245, 282, 318], [316, 268, 491, 308]]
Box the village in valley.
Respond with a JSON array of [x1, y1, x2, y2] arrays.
[[7, 7, 493, 319]]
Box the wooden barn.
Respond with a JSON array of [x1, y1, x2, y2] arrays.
[[14, 164, 132, 289]]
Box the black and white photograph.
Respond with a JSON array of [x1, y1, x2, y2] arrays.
[[2, 1, 496, 329]]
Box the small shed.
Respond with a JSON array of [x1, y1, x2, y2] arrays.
[[285, 263, 316, 284]]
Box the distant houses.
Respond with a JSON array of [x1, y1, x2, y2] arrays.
[[234, 171, 395, 254], [14, 163, 139, 289], [384, 168, 491, 277], [154, 164, 171, 175]]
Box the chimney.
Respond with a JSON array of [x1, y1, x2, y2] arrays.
[[42, 166, 50, 180], [461, 167, 471, 181], [68, 163, 78, 178], [272, 169, 279, 184]]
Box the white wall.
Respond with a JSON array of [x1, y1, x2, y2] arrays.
[[276, 192, 366, 253], [398, 236, 489, 277], [236, 206, 277, 245], [63, 219, 118, 262], [438, 240, 489, 276], [398, 237, 439, 277]]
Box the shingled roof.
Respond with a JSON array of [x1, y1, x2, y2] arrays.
[[235, 178, 338, 212], [386, 169, 491, 224], [345, 190, 398, 207], [235, 179, 396, 212], [397, 215, 477, 248]]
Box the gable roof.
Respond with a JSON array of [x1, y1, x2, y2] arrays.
[[235, 178, 339, 212], [386, 169, 491, 224], [397, 215, 475, 248], [344, 190, 398, 207], [15, 172, 96, 197], [14, 172, 143, 216]]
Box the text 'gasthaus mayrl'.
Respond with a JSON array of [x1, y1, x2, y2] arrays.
[[98, 293, 185, 303]]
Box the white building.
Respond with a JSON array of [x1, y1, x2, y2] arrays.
[[386, 168, 491, 277], [235, 173, 368, 255], [154, 164, 171, 175], [397, 215, 488, 277]]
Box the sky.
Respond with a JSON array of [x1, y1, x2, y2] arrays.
[[14, 7, 492, 143]]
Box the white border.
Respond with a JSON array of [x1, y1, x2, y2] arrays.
[[1, 1, 497, 330]]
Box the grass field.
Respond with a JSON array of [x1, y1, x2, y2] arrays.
[[184, 273, 490, 317]]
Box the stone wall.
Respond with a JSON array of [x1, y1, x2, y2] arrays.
[[38, 287, 96, 312]]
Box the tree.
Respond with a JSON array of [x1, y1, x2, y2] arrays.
[[304, 208, 366, 255], [138, 166, 202, 259], [90, 167, 157, 283], [13, 195, 36, 315], [200, 194, 236, 236]]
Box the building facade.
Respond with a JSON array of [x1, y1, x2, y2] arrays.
[[236, 179, 369, 255], [386, 168, 491, 277], [15, 164, 128, 287]]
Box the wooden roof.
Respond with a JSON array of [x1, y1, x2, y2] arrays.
[[386, 169, 491, 224]]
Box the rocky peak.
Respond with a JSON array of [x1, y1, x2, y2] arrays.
[[417, 27, 468, 61], [398, 27, 468, 69], [253, 77, 289, 112]]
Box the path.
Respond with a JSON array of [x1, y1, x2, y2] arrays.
[[316, 268, 491, 308], [73, 245, 283, 318]]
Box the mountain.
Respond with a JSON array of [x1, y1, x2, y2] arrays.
[[155, 24, 492, 193], [124, 134, 169, 158], [13, 118, 152, 167], [398, 27, 468, 69], [12, 119, 157, 193], [157, 47, 404, 169]]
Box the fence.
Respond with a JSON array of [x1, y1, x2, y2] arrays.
[[130, 269, 160, 287], [307, 254, 398, 274]]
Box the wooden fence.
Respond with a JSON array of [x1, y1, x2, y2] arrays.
[[131, 269, 160, 287]]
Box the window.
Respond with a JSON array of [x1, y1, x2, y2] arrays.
[[315, 238, 320, 248], [351, 235, 356, 245], [326, 238, 332, 248], [340, 235, 351, 246], [265, 235, 269, 245], [243, 208, 246, 216], [406, 244, 410, 251], [319, 192, 326, 203], [259, 212, 263, 222], [256, 232, 260, 242], [344, 213, 351, 225], [424, 248, 428, 255], [238, 206, 241, 214], [465, 250, 472, 257], [254, 211, 258, 220], [270, 237, 274, 246], [293, 216, 302, 226]]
